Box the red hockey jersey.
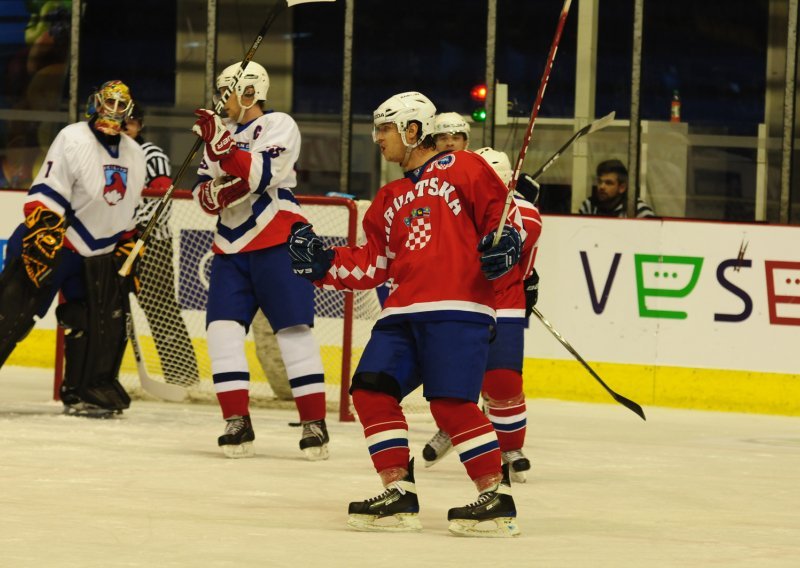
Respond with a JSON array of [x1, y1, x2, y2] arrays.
[[316, 151, 522, 325], [493, 194, 542, 320]]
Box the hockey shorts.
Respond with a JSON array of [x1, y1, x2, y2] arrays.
[[355, 320, 492, 403], [206, 244, 315, 331], [486, 320, 525, 372]]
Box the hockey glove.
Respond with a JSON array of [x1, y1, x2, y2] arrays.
[[192, 108, 235, 161], [114, 239, 145, 293], [287, 222, 334, 281], [516, 173, 540, 204], [197, 175, 250, 215], [477, 225, 521, 280], [523, 268, 539, 318], [21, 206, 65, 288]]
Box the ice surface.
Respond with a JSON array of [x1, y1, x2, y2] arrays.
[[1, 366, 798, 567]]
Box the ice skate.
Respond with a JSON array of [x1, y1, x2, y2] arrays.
[[422, 428, 453, 467], [299, 419, 329, 461], [447, 464, 520, 538], [347, 458, 422, 532], [62, 401, 122, 419], [218, 415, 255, 458], [502, 449, 531, 484]]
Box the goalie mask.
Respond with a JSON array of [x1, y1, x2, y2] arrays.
[[86, 80, 134, 135], [372, 91, 437, 149], [215, 61, 270, 122], [475, 147, 513, 186]]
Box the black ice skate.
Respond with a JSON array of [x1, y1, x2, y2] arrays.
[[447, 464, 520, 537], [62, 401, 123, 419], [502, 449, 531, 484], [422, 428, 453, 468], [299, 418, 330, 461], [347, 458, 422, 532], [218, 415, 255, 459]]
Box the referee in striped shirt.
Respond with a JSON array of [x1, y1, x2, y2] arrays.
[[124, 104, 199, 386], [578, 159, 655, 218]]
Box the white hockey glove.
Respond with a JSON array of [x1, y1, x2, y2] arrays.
[[192, 108, 235, 161], [197, 175, 250, 215], [477, 226, 521, 280], [287, 222, 334, 281]]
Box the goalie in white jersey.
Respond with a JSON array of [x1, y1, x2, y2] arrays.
[[0, 80, 146, 416], [191, 61, 329, 460]]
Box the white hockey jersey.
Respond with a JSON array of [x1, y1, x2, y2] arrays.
[[25, 122, 146, 256], [194, 111, 308, 254]]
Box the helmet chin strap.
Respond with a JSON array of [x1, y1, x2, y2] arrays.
[[235, 93, 258, 123], [399, 127, 422, 170]]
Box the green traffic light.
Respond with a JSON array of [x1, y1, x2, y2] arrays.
[[472, 108, 487, 122]]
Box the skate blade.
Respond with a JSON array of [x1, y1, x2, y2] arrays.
[[448, 517, 520, 538], [63, 405, 122, 419], [423, 445, 454, 468], [510, 469, 527, 484], [221, 441, 255, 459], [347, 513, 422, 533], [302, 444, 330, 461]]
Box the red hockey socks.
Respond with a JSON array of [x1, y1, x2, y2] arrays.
[[429, 397, 501, 482], [483, 369, 527, 452], [351, 389, 409, 476]]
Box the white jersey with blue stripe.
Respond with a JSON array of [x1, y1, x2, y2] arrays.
[[194, 111, 307, 254], [25, 121, 146, 256]]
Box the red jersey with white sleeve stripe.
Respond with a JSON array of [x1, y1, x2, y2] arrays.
[[316, 150, 523, 325], [194, 111, 308, 254], [493, 194, 542, 321]]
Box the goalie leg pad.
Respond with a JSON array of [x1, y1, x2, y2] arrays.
[[60, 254, 131, 411], [0, 257, 54, 367]]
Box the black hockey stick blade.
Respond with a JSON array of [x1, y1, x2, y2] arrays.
[[532, 307, 646, 421], [529, 111, 616, 181]]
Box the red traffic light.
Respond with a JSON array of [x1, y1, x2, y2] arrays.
[[470, 84, 487, 102]]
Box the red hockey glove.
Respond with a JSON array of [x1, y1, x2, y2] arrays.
[[197, 175, 250, 215], [21, 206, 65, 288], [192, 108, 235, 161]]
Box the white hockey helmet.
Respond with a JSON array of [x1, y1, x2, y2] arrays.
[[372, 91, 437, 148], [434, 112, 470, 138], [475, 147, 513, 186], [216, 61, 270, 103]]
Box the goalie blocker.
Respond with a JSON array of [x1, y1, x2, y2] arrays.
[[57, 253, 133, 416]]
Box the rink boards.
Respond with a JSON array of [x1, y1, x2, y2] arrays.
[[1, 190, 798, 415]]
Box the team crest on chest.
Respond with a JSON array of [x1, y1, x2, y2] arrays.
[[403, 207, 432, 250], [102, 165, 128, 205]]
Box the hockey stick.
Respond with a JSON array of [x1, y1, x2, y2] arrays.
[[126, 295, 187, 403], [528, 111, 616, 181], [532, 307, 646, 421], [493, 0, 573, 246], [118, 0, 335, 277]]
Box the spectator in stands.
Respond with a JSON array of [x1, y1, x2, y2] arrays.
[[578, 159, 655, 218]]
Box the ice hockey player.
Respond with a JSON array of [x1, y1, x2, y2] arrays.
[[0, 80, 146, 417], [123, 103, 200, 388], [288, 91, 524, 537], [190, 61, 329, 460], [432, 111, 470, 152], [423, 147, 542, 483]]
